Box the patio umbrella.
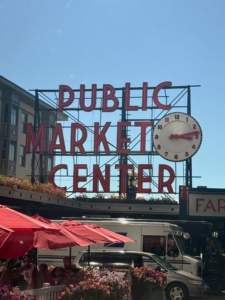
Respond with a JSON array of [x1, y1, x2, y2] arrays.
[[0, 205, 60, 258], [0, 226, 13, 243], [60, 220, 122, 243], [0, 205, 57, 231], [32, 215, 93, 249], [60, 220, 135, 266], [85, 224, 135, 243], [0, 230, 35, 258]]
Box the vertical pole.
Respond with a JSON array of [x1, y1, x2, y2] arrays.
[[36, 90, 44, 183], [31, 90, 38, 184], [119, 89, 128, 196], [88, 245, 90, 266], [186, 86, 192, 188], [69, 247, 72, 268]]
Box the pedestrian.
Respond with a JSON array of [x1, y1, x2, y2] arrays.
[[18, 253, 35, 289], [39, 263, 55, 286], [11, 268, 28, 291], [0, 269, 12, 286]]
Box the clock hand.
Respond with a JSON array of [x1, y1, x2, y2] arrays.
[[178, 131, 200, 138], [169, 131, 200, 140], [169, 134, 192, 140]]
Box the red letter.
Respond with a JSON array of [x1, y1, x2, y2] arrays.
[[125, 83, 138, 111], [102, 84, 119, 112], [25, 123, 45, 154], [204, 200, 216, 212], [137, 164, 152, 194], [93, 164, 110, 192], [73, 164, 87, 193], [158, 164, 175, 193], [115, 164, 133, 193], [58, 85, 75, 112], [152, 82, 172, 110], [134, 122, 152, 153], [49, 123, 66, 154], [196, 198, 204, 211], [80, 84, 97, 112], [49, 164, 67, 190], [218, 199, 225, 212], [70, 123, 87, 154], [94, 122, 111, 154], [117, 122, 131, 154], [142, 82, 148, 111]]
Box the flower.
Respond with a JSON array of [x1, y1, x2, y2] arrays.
[[0, 174, 67, 198], [0, 285, 37, 300], [129, 266, 167, 288], [58, 268, 130, 300]]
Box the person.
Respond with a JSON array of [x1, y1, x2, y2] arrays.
[[166, 234, 179, 257], [63, 256, 72, 270], [0, 259, 9, 271], [50, 267, 64, 285], [31, 266, 44, 289], [151, 244, 165, 256], [11, 268, 28, 291], [7, 258, 19, 270], [39, 263, 55, 286], [63, 257, 80, 274], [18, 253, 35, 289], [57, 268, 74, 286], [0, 269, 13, 286]]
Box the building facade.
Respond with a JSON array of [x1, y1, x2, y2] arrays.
[[0, 75, 67, 182]]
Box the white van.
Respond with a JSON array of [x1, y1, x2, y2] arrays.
[[38, 219, 203, 277]]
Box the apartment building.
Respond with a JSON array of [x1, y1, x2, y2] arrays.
[[0, 75, 67, 181]]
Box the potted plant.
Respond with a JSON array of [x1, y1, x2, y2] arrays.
[[0, 285, 37, 300], [129, 266, 167, 300], [58, 268, 130, 300]]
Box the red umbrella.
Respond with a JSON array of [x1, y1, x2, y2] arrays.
[[0, 230, 35, 258], [0, 205, 56, 231], [60, 220, 132, 243], [85, 224, 135, 243], [32, 215, 93, 249], [0, 205, 59, 258], [0, 226, 13, 243]]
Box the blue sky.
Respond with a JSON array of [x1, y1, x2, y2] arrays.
[[1, 0, 225, 197]]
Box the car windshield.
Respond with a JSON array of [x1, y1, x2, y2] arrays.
[[174, 235, 192, 255], [151, 254, 178, 271]]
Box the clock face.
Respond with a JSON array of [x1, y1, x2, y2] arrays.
[[152, 112, 202, 162]]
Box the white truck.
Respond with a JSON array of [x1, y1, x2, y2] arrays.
[[37, 218, 203, 277]]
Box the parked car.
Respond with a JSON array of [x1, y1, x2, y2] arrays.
[[74, 250, 208, 300]]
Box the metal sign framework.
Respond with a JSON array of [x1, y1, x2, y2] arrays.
[[30, 84, 200, 198]]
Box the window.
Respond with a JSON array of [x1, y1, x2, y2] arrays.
[[142, 236, 166, 256], [79, 253, 103, 267], [9, 141, 16, 161], [47, 157, 52, 172], [103, 253, 132, 270], [19, 146, 25, 167], [11, 106, 18, 126], [167, 234, 179, 257], [4, 104, 9, 123], [134, 254, 156, 268], [21, 112, 27, 133], [49, 126, 54, 141], [78, 252, 133, 270], [2, 139, 7, 159]]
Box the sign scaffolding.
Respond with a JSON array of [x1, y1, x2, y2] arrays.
[[27, 82, 200, 199]]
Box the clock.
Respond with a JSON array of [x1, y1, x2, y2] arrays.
[[152, 112, 202, 162]]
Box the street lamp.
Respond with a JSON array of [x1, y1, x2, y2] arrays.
[[127, 168, 138, 200]]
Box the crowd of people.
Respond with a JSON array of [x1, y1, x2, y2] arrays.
[[0, 253, 80, 291]]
